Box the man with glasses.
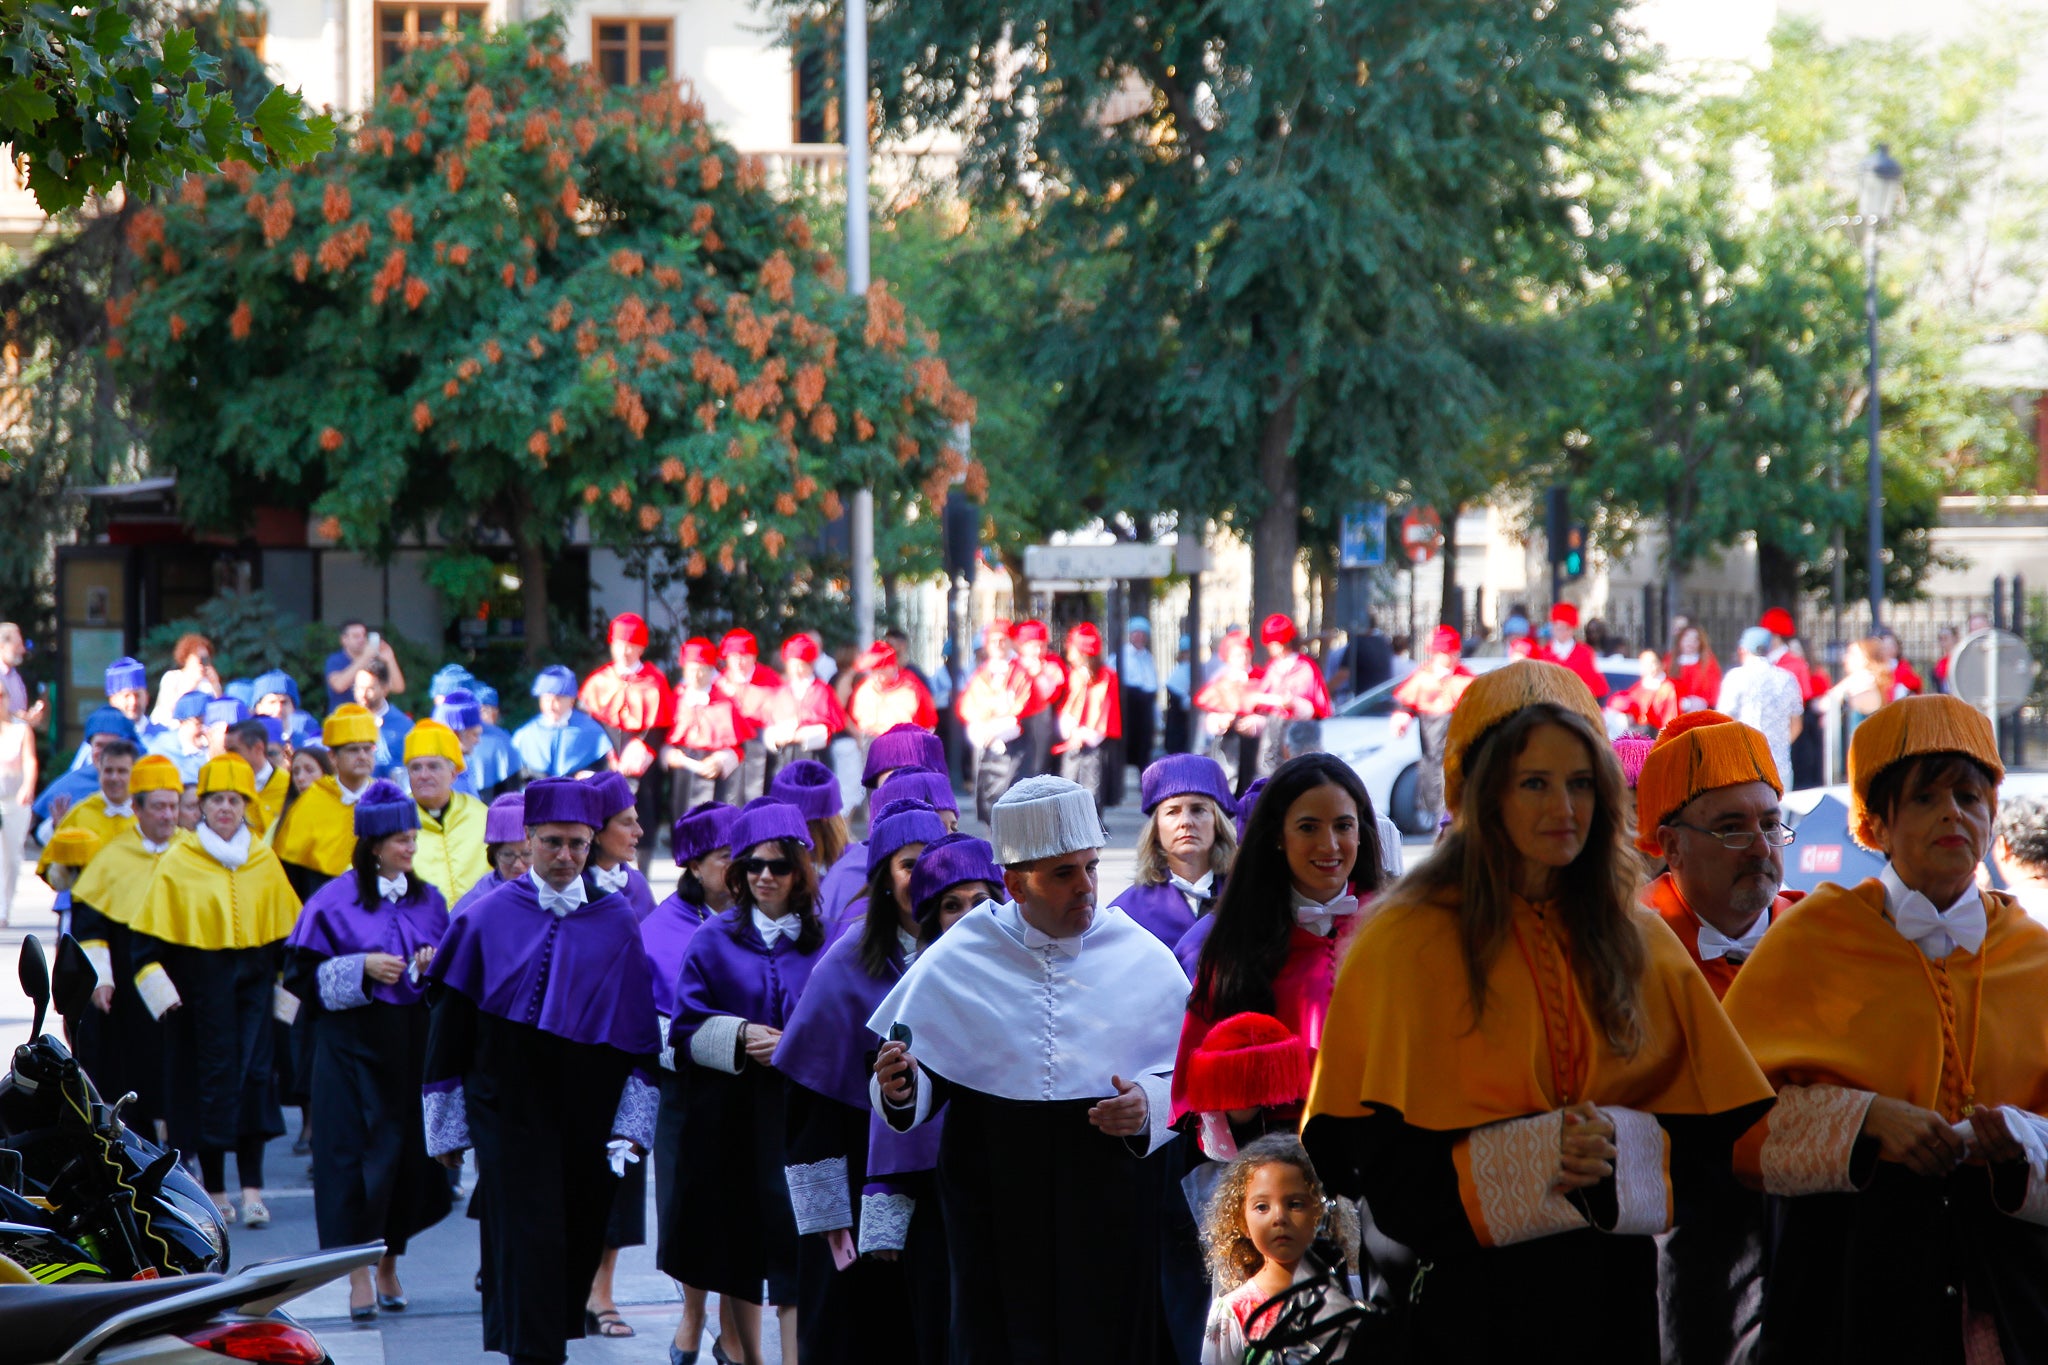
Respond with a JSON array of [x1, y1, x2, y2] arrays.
[[1633, 710, 1799, 1365]]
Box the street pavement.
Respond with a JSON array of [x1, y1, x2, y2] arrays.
[[0, 791, 1431, 1364]]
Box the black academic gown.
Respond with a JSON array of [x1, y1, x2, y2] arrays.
[[785, 1082, 910, 1364], [66, 899, 163, 1134], [131, 938, 286, 1157], [282, 949, 452, 1253]]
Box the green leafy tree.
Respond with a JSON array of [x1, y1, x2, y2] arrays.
[[111, 18, 976, 664], [0, 0, 330, 212], [791, 0, 1638, 618]]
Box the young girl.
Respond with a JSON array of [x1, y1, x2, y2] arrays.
[[1200, 1135, 1357, 1364]]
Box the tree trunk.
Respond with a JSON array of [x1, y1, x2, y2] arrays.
[[1438, 503, 1462, 630], [1002, 549, 1032, 620], [508, 501, 551, 668], [1756, 540, 1802, 633], [1251, 390, 1301, 623]]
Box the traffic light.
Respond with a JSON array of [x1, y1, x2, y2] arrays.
[[1544, 487, 1569, 564], [1563, 523, 1588, 581]]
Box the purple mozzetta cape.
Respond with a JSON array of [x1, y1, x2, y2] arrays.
[[426, 874, 661, 1055], [772, 929, 899, 1110], [587, 864, 658, 923], [287, 873, 451, 1007], [1110, 881, 1208, 954], [865, 1104, 943, 1180], [1172, 912, 1218, 981], [451, 871, 506, 917], [672, 908, 823, 1049], [817, 842, 871, 945], [641, 892, 712, 1019]]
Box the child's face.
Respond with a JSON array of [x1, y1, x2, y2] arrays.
[[1244, 1162, 1320, 1270]]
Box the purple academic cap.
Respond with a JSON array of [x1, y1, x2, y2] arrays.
[[861, 723, 946, 788], [769, 759, 843, 822], [1235, 777, 1269, 843], [484, 792, 527, 843], [1140, 753, 1238, 817], [523, 777, 606, 831], [353, 780, 420, 839], [583, 770, 636, 825], [671, 800, 738, 866], [729, 798, 813, 857], [909, 832, 1003, 922], [868, 798, 948, 866], [873, 767, 958, 815], [257, 716, 286, 746], [433, 688, 484, 732]]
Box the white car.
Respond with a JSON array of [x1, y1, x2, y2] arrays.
[[1323, 655, 1645, 835]]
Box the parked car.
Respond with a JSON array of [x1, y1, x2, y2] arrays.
[[1324, 655, 1645, 835]]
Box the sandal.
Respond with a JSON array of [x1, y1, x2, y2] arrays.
[[209, 1195, 235, 1225], [585, 1308, 635, 1339], [240, 1199, 270, 1230]]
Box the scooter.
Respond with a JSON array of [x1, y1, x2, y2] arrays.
[[0, 936, 226, 1282], [0, 1240, 381, 1364]]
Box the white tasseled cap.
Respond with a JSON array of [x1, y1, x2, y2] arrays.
[[991, 775, 1104, 864]]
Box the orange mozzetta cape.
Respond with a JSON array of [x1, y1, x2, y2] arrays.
[[1721, 880, 2048, 1121], [1305, 895, 1773, 1134]]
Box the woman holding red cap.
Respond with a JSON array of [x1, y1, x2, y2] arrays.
[[1244, 614, 1332, 781], [763, 635, 848, 771], [1390, 626, 1473, 832], [714, 631, 786, 800], [1055, 622, 1122, 814], [579, 613, 675, 873], [665, 638, 750, 816]]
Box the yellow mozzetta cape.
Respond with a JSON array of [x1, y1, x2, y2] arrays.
[[1306, 895, 1774, 1133], [70, 827, 187, 929], [244, 764, 291, 837], [268, 778, 357, 877], [128, 835, 300, 950], [1722, 879, 2048, 1121], [413, 792, 489, 904], [35, 794, 135, 876]]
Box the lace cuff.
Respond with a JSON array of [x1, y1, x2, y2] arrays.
[[1734, 1084, 1876, 1196], [135, 963, 181, 1020], [786, 1158, 853, 1235], [1453, 1110, 1590, 1248], [611, 1074, 659, 1150], [688, 1015, 746, 1074], [316, 954, 372, 1011], [858, 1192, 914, 1254], [1597, 1107, 1672, 1236], [423, 1080, 470, 1156], [1131, 1072, 1175, 1157], [82, 942, 113, 989], [657, 1014, 676, 1072]]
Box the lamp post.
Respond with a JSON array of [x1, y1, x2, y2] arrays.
[[845, 0, 875, 647], [1858, 144, 1903, 632]]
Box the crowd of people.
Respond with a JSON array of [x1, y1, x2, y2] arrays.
[[11, 601, 2048, 1365]]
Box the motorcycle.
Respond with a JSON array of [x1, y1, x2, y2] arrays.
[[0, 1240, 381, 1364], [0, 936, 226, 1282]]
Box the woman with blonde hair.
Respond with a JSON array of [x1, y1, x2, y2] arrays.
[[1302, 660, 1774, 1359], [1109, 754, 1240, 955]]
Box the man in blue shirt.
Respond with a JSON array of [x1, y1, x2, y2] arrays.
[[35, 707, 135, 824], [348, 657, 413, 778], [323, 619, 408, 712], [510, 665, 612, 779]]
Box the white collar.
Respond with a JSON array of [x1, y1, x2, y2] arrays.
[[590, 863, 630, 894], [100, 798, 134, 819], [1695, 905, 1771, 962], [1880, 862, 1988, 959], [140, 833, 172, 855], [529, 869, 587, 916], [1767, 645, 1789, 663], [1168, 870, 1216, 907], [251, 765, 273, 791], [366, 700, 389, 719], [753, 907, 801, 944], [896, 926, 920, 965], [681, 686, 712, 707], [337, 781, 367, 807], [1289, 885, 1360, 937], [1550, 638, 1576, 659], [197, 824, 251, 870], [995, 898, 1084, 959]]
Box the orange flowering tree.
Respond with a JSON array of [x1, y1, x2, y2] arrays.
[[111, 18, 976, 659]]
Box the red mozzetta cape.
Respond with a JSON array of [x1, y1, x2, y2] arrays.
[[1020, 658, 1066, 719], [1193, 662, 1264, 718], [1392, 665, 1473, 719], [578, 663, 674, 733], [958, 659, 1031, 724], [1054, 665, 1122, 754], [850, 674, 938, 736], [775, 675, 848, 735], [713, 663, 786, 728], [668, 691, 752, 752], [1257, 653, 1333, 719], [1544, 642, 1609, 700]]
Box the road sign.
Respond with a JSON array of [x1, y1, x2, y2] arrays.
[[1022, 542, 1175, 581], [1339, 507, 1387, 569], [1400, 507, 1443, 565]]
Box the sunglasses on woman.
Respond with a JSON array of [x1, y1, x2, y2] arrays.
[[741, 857, 796, 878]]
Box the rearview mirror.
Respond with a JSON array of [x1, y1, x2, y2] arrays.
[[17, 936, 48, 1042], [51, 935, 96, 1024]]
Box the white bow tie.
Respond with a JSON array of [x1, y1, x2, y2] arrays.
[[753, 909, 800, 944], [1169, 874, 1215, 903], [1893, 887, 1987, 959], [377, 874, 407, 903], [1294, 894, 1359, 937], [1696, 911, 1770, 962], [591, 865, 630, 894], [536, 878, 587, 918]]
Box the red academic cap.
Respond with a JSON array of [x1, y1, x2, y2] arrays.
[[1430, 625, 1462, 657], [1260, 613, 1297, 646], [719, 629, 759, 658], [680, 637, 718, 667], [1181, 1013, 1311, 1115], [1014, 620, 1050, 645], [1549, 602, 1580, 629], [1067, 622, 1103, 657], [609, 613, 650, 647], [985, 618, 1014, 640], [856, 642, 898, 672], [781, 634, 820, 663], [1759, 607, 1796, 639]]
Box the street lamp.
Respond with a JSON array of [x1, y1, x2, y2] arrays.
[[1858, 144, 1903, 631]]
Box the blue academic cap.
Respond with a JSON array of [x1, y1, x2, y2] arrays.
[[252, 669, 300, 705], [172, 691, 211, 722], [531, 665, 578, 698], [104, 656, 148, 696], [223, 678, 257, 707], [82, 707, 138, 743], [430, 664, 476, 700], [472, 683, 499, 709], [205, 697, 251, 727]]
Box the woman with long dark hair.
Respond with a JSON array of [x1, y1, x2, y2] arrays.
[[283, 780, 453, 1319], [1301, 661, 1774, 1359], [667, 799, 827, 1365], [773, 797, 949, 1363]]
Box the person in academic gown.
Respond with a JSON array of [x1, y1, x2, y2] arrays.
[[34, 707, 135, 828], [647, 801, 737, 1365], [666, 799, 829, 1365], [63, 656, 167, 772], [957, 620, 1032, 823], [1246, 615, 1333, 780], [1666, 623, 1723, 715], [1722, 695, 2048, 1362], [762, 634, 848, 771], [282, 781, 453, 1319], [1107, 754, 1238, 954], [580, 613, 674, 873], [453, 794, 530, 916], [1390, 625, 1475, 833], [1300, 661, 1775, 1360], [512, 666, 615, 780], [578, 770, 659, 1341], [422, 778, 660, 1365], [129, 754, 304, 1227], [713, 630, 786, 800], [871, 775, 1189, 1363], [37, 736, 136, 877], [404, 719, 490, 905], [818, 752, 954, 940], [466, 685, 519, 798], [1055, 623, 1122, 814], [776, 797, 949, 1364], [1542, 601, 1611, 700], [66, 753, 183, 1137], [272, 704, 383, 900], [848, 642, 939, 741], [1192, 630, 1261, 797], [1012, 621, 1066, 782], [664, 637, 749, 816], [771, 757, 854, 878], [1632, 711, 1800, 1365]]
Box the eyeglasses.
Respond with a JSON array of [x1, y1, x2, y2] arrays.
[[741, 857, 796, 878], [1667, 821, 1797, 851]]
